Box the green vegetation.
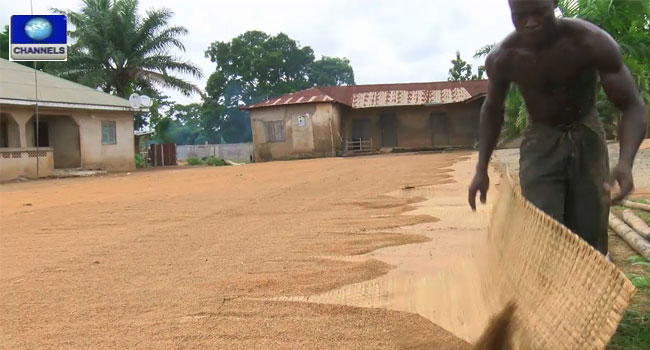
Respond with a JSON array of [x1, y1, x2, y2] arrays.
[[630, 199, 649, 204], [51, 0, 203, 129], [0, 26, 40, 69], [186, 157, 203, 166], [134, 153, 148, 168], [2, 1, 357, 144], [202, 30, 355, 144], [448, 51, 484, 81], [205, 156, 226, 167], [609, 255, 650, 350], [610, 309, 650, 350], [627, 256, 650, 289], [185, 156, 227, 166]]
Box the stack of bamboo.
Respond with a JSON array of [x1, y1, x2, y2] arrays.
[[609, 200, 650, 259]]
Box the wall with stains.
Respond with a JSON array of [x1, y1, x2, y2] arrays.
[[249, 98, 483, 161], [250, 103, 340, 162], [342, 99, 483, 150], [0, 105, 135, 181]]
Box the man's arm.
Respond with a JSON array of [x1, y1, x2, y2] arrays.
[[469, 52, 510, 210], [592, 30, 648, 201], [476, 78, 510, 173]]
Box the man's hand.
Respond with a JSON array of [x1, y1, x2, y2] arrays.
[[608, 162, 634, 203], [469, 170, 490, 211]]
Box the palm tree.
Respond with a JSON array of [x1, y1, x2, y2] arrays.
[[52, 0, 203, 98], [558, 0, 650, 136]]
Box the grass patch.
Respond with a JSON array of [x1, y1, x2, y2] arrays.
[[609, 310, 650, 350], [134, 153, 149, 168], [205, 156, 227, 166], [609, 255, 650, 350], [186, 157, 203, 166]]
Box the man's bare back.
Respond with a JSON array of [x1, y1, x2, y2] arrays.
[[468, 0, 647, 254]]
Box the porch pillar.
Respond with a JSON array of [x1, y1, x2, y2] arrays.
[[9, 110, 34, 148]]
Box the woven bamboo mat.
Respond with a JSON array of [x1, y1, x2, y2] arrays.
[[486, 172, 636, 349]]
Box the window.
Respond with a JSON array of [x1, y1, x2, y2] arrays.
[[102, 121, 117, 144], [265, 120, 285, 142]]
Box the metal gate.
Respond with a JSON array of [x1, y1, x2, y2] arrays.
[[148, 143, 177, 167]]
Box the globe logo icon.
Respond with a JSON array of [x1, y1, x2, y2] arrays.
[[24, 17, 53, 41]]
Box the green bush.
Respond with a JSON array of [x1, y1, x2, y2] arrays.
[[186, 157, 203, 166], [135, 153, 148, 168], [205, 156, 226, 166]]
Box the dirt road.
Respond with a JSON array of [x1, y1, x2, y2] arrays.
[[1, 153, 472, 349]]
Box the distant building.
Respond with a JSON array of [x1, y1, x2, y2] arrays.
[[243, 80, 487, 162], [0, 59, 137, 181]]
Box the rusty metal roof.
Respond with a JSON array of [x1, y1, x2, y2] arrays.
[[243, 80, 488, 110]]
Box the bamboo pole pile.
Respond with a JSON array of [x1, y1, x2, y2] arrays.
[[622, 209, 650, 240], [621, 200, 650, 212], [608, 212, 650, 259]]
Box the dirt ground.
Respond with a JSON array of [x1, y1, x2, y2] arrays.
[[0, 153, 472, 349]]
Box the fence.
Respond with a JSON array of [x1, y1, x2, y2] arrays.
[[344, 139, 374, 153], [148, 143, 177, 167], [177, 143, 253, 163]]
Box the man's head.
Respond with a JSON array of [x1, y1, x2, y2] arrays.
[[508, 0, 558, 44]]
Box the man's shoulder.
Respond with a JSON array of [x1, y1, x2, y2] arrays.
[[559, 18, 614, 46], [485, 34, 519, 77], [559, 18, 603, 34], [559, 18, 622, 70]]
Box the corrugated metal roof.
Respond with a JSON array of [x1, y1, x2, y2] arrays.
[[244, 80, 488, 110], [0, 58, 132, 110]]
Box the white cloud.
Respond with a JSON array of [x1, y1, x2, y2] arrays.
[[2, 0, 515, 104]]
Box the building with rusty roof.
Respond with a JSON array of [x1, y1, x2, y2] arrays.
[[243, 80, 488, 162]]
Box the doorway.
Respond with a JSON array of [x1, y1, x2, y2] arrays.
[[33, 122, 50, 147], [29, 115, 81, 168], [380, 114, 397, 148], [430, 112, 449, 146]]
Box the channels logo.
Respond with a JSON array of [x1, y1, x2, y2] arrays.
[[10, 15, 67, 61]]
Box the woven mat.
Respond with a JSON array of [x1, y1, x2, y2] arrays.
[[486, 172, 636, 350]]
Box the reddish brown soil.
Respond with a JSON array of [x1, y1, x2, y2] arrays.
[[0, 153, 471, 349]]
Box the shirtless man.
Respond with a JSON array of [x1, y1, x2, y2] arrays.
[[468, 0, 647, 255]]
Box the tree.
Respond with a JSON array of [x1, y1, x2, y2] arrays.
[[310, 56, 355, 86], [52, 0, 203, 100], [150, 103, 205, 145], [448, 51, 484, 82], [203, 31, 355, 143], [0, 26, 8, 60]]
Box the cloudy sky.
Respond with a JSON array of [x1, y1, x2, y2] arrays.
[[3, 0, 515, 105]]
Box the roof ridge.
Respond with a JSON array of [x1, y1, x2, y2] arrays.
[[0, 58, 129, 104], [312, 80, 487, 90], [244, 80, 488, 110]]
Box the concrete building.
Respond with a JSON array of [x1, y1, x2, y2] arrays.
[[244, 80, 488, 162], [0, 59, 137, 181]]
